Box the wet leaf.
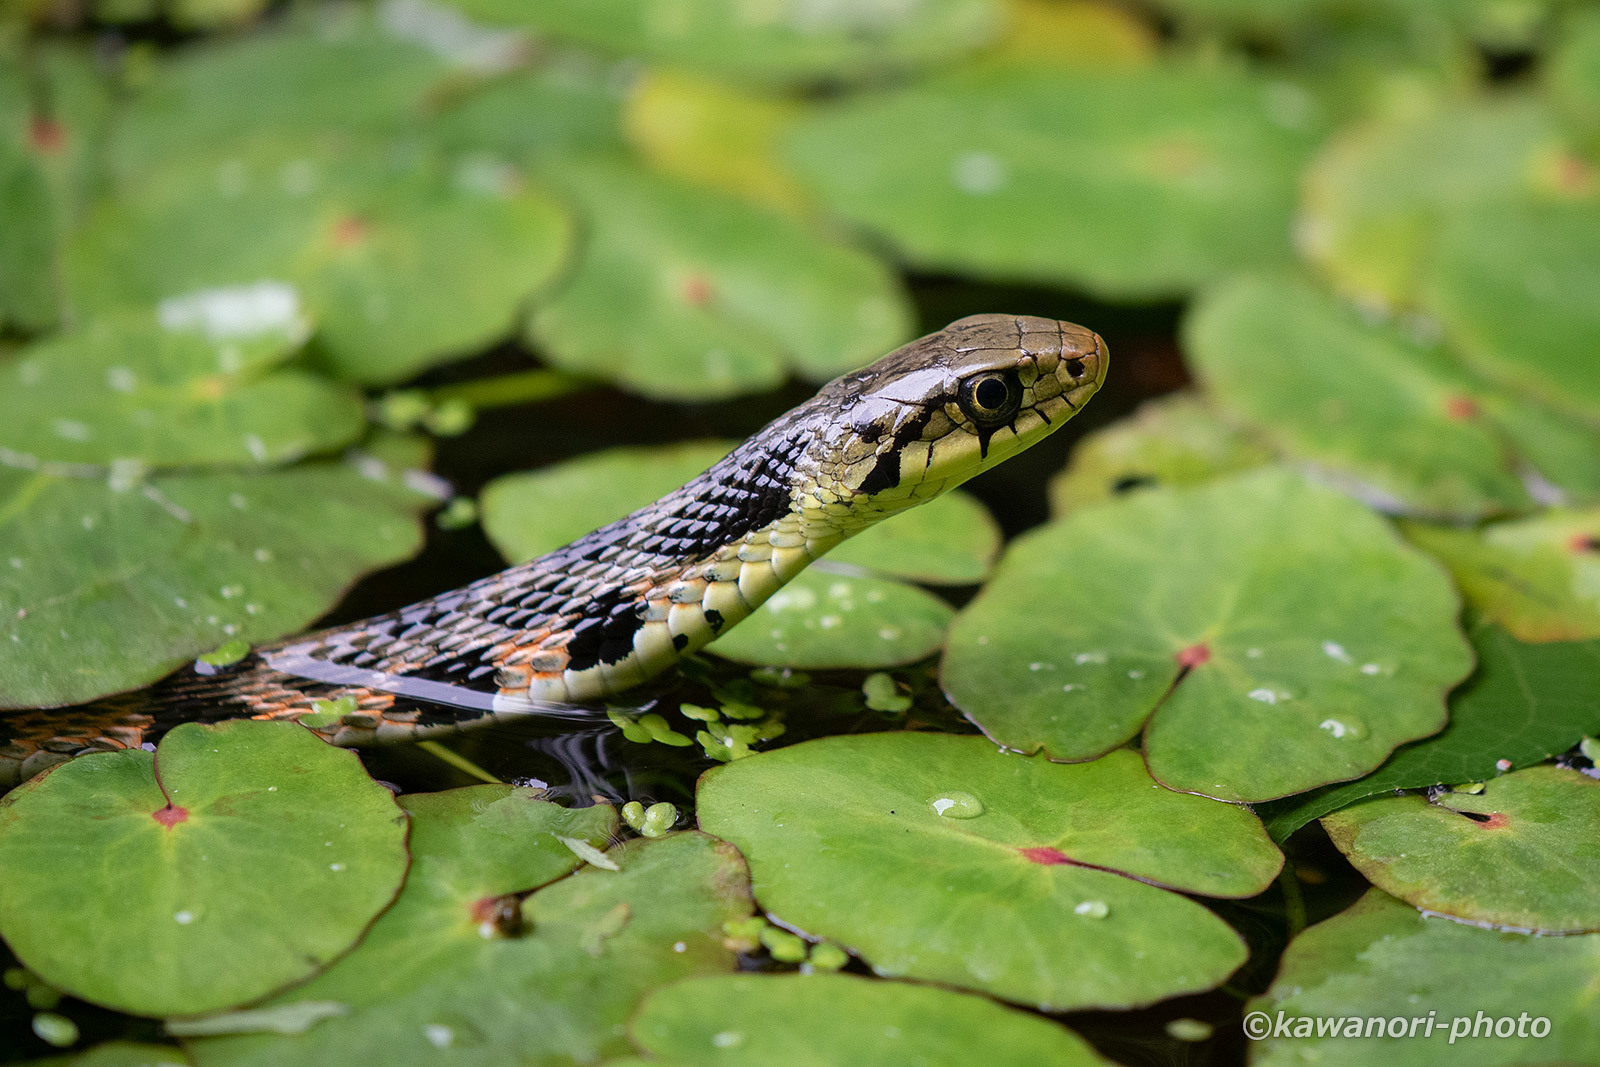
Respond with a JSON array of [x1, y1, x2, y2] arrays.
[[1185, 273, 1599, 519], [1404, 510, 1600, 641], [0, 720, 408, 1017], [1262, 620, 1600, 840], [0, 435, 435, 709], [428, 51, 628, 160], [188, 785, 748, 1067], [0, 310, 362, 469], [786, 63, 1325, 299], [1048, 392, 1272, 514], [942, 468, 1472, 802], [697, 734, 1279, 1010], [1298, 96, 1582, 308], [1323, 765, 1600, 933], [826, 491, 1000, 585], [1249, 889, 1600, 1065], [983, 0, 1157, 70], [434, 0, 1000, 86], [707, 569, 954, 670], [613, 972, 1114, 1066], [1548, 7, 1600, 142], [67, 137, 573, 385], [527, 156, 911, 401], [26, 1042, 192, 1066], [1420, 198, 1600, 419]]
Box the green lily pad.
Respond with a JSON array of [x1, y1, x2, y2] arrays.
[[0, 435, 435, 710], [612, 972, 1113, 1066], [707, 569, 955, 670], [1548, 8, 1600, 142], [1403, 510, 1600, 642], [108, 9, 455, 181], [480, 441, 735, 563], [697, 734, 1280, 1010], [1322, 765, 1600, 933], [1248, 889, 1600, 1066], [428, 52, 629, 161], [942, 468, 1472, 802], [1048, 392, 1273, 514], [67, 136, 572, 385], [188, 788, 749, 1067], [527, 156, 911, 401], [785, 63, 1325, 299], [1420, 199, 1600, 419], [25, 1042, 191, 1067], [1184, 273, 1600, 519], [1298, 96, 1582, 308], [434, 0, 999, 86], [0, 720, 408, 1017], [1263, 619, 1600, 840], [0, 311, 362, 469]]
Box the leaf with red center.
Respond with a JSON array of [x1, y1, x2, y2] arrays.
[[698, 734, 1279, 1011], [0, 720, 409, 1016], [1322, 765, 1600, 933], [944, 468, 1471, 802], [27, 116, 64, 155]]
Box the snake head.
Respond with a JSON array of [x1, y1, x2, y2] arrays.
[[806, 314, 1106, 526]]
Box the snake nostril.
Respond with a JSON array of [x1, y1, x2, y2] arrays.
[[1065, 358, 1086, 379]]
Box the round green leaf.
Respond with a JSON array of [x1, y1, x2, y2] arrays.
[[189, 793, 749, 1067], [0, 720, 408, 1017], [1264, 619, 1600, 839], [527, 156, 911, 401], [706, 569, 954, 670], [827, 491, 1000, 585], [1421, 199, 1600, 419], [1184, 273, 1596, 519], [1048, 392, 1273, 514], [66, 138, 573, 385], [942, 468, 1473, 802], [26, 1042, 191, 1067], [785, 64, 1326, 299], [0, 311, 361, 469], [1322, 765, 1600, 933], [1299, 96, 1579, 307], [0, 435, 435, 711], [697, 734, 1279, 1010], [1248, 889, 1600, 1066], [617, 973, 1113, 1066], [1403, 510, 1600, 642], [435, 0, 999, 86], [1548, 8, 1600, 141], [480, 441, 735, 564]]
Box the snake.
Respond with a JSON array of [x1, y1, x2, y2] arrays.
[[0, 315, 1105, 787]]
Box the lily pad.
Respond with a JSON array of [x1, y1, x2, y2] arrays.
[[942, 467, 1473, 802], [707, 569, 955, 670], [188, 789, 749, 1067], [1548, 7, 1600, 141], [0, 435, 435, 709], [612, 972, 1113, 1066], [1322, 765, 1600, 933], [480, 441, 735, 563], [1262, 619, 1600, 840], [1048, 392, 1273, 514], [0, 310, 362, 469], [0, 720, 408, 1017], [1298, 96, 1583, 308], [785, 63, 1325, 299], [1184, 273, 1598, 519], [1248, 889, 1600, 1066], [697, 734, 1280, 1010], [435, 0, 1000, 86], [26, 1042, 192, 1066], [428, 51, 629, 161], [1420, 198, 1600, 419], [67, 136, 573, 385], [1403, 510, 1600, 642], [527, 156, 911, 401]]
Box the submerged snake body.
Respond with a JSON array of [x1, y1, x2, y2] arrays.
[[1, 315, 1105, 785]]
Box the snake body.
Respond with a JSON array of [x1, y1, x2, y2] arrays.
[[0, 315, 1105, 785]]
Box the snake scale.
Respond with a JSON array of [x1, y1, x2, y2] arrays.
[[0, 315, 1105, 786]]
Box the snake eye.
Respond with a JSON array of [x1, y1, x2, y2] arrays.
[[958, 370, 1023, 427]]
